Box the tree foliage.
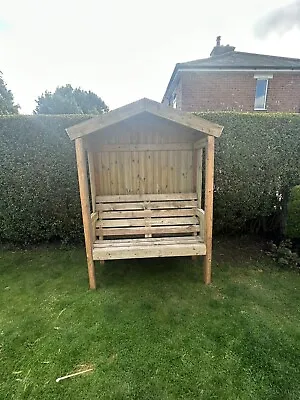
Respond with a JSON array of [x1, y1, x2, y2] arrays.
[[0, 72, 19, 115], [34, 84, 109, 115]]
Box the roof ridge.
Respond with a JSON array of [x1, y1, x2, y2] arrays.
[[179, 51, 235, 65], [234, 51, 300, 62]]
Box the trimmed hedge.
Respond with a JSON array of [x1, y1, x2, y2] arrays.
[[199, 112, 300, 234], [0, 115, 89, 244], [286, 186, 300, 239], [0, 112, 300, 244]]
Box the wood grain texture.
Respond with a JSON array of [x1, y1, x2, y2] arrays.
[[95, 193, 202, 242], [97, 193, 197, 202], [94, 236, 203, 247], [66, 98, 223, 140], [204, 136, 215, 285], [93, 238, 206, 260], [75, 138, 96, 290], [93, 138, 194, 195], [87, 152, 96, 212], [197, 149, 203, 208]]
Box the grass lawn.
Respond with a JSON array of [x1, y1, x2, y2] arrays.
[[0, 238, 299, 400]]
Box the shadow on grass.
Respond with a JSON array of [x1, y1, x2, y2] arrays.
[[97, 256, 204, 289]]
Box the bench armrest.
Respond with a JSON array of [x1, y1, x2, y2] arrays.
[[91, 212, 98, 241], [91, 212, 98, 224], [196, 208, 205, 240]]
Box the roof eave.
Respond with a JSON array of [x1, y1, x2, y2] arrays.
[[66, 98, 224, 140], [179, 65, 300, 70], [161, 63, 184, 103]]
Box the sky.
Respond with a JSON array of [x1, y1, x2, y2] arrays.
[[1, 0, 300, 114]]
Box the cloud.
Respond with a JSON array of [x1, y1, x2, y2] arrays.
[[255, 1, 300, 38]]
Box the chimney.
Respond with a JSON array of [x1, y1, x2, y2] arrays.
[[210, 36, 235, 57]]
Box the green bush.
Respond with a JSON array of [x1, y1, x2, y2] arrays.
[[266, 240, 300, 270], [0, 115, 89, 244], [0, 112, 300, 244], [286, 185, 300, 239], [198, 112, 300, 234]]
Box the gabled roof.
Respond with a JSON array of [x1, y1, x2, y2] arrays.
[[163, 50, 300, 102], [180, 51, 300, 69], [66, 98, 223, 140]]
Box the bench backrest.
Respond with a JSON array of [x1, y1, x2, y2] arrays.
[[95, 193, 199, 239]]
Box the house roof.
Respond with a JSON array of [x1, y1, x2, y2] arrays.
[[66, 98, 223, 140], [162, 50, 300, 102], [180, 51, 300, 69]]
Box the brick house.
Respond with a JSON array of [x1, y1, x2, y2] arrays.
[[162, 37, 300, 113]]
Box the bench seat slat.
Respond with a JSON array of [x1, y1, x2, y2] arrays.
[[98, 216, 198, 228], [96, 225, 200, 237], [101, 208, 196, 219], [93, 241, 206, 260], [97, 200, 197, 211], [94, 236, 204, 248], [96, 193, 197, 203]]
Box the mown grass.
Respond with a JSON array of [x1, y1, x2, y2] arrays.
[[0, 238, 299, 399]]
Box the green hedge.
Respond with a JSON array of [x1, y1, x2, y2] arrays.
[[0, 113, 300, 244], [0, 115, 89, 244], [199, 112, 300, 234], [286, 186, 300, 239]]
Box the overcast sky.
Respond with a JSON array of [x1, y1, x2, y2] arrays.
[[1, 0, 300, 114]]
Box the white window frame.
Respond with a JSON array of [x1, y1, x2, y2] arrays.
[[254, 74, 272, 111]]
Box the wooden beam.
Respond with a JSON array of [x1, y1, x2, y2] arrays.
[[94, 236, 203, 247], [93, 241, 206, 260], [75, 138, 96, 290], [91, 212, 98, 242], [196, 148, 203, 208], [87, 152, 96, 213], [96, 193, 197, 203], [66, 98, 224, 140], [99, 143, 194, 152], [203, 136, 215, 285], [194, 138, 207, 149]]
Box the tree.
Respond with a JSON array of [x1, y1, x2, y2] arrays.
[[0, 72, 19, 115], [34, 84, 109, 115]]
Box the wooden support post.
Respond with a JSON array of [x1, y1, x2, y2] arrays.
[[196, 149, 203, 209], [75, 138, 96, 290], [192, 147, 203, 260], [87, 152, 96, 213], [204, 136, 215, 285]]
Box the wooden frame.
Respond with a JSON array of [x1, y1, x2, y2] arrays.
[[67, 98, 222, 289], [75, 138, 96, 289], [204, 136, 214, 284], [66, 98, 223, 140]]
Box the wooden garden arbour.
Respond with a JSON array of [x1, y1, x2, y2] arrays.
[[66, 98, 223, 289]]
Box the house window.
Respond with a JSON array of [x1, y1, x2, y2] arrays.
[[254, 79, 268, 110], [172, 94, 177, 109]]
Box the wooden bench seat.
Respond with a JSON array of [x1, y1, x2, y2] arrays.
[[93, 236, 205, 260], [92, 193, 206, 261]]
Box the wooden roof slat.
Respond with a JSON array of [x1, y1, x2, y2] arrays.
[[66, 98, 223, 140]]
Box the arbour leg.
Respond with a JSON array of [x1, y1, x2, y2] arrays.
[[75, 138, 96, 290], [204, 136, 215, 284]]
